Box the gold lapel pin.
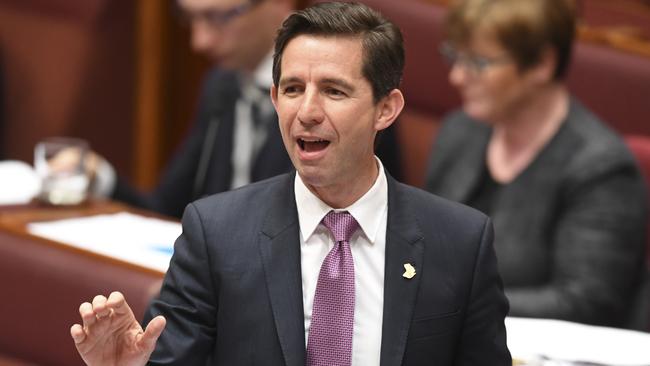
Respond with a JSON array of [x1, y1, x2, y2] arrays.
[[403, 263, 416, 279]]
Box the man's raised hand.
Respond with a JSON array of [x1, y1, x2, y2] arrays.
[[70, 291, 166, 366]]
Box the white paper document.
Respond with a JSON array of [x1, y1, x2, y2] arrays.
[[507, 317, 650, 365], [28, 212, 182, 273]]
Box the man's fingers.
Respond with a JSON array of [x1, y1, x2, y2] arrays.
[[49, 148, 82, 172], [107, 291, 130, 315], [79, 302, 96, 327], [92, 295, 110, 318], [85, 151, 102, 177], [70, 324, 87, 345], [140, 316, 167, 350]]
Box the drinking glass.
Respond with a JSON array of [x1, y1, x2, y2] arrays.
[[34, 137, 90, 205]]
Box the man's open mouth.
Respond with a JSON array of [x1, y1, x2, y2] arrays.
[[298, 138, 330, 152]]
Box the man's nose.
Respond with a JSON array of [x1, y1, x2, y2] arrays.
[[190, 22, 218, 54], [297, 88, 325, 125]]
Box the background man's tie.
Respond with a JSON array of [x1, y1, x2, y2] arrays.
[[306, 210, 359, 366], [250, 86, 271, 156]]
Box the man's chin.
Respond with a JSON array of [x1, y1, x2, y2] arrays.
[[209, 53, 237, 69], [215, 58, 234, 70], [296, 166, 327, 187]]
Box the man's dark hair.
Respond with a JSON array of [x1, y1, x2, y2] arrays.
[[272, 1, 404, 103]]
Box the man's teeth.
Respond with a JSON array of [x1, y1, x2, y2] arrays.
[[298, 138, 328, 150]]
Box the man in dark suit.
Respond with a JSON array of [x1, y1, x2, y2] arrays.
[[89, 0, 401, 219], [89, 0, 295, 218], [71, 2, 510, 365]]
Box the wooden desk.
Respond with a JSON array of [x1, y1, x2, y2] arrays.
[[0, 200, 169, 366]]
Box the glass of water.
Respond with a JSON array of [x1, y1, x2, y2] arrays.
[[34, 137, 90, 205]]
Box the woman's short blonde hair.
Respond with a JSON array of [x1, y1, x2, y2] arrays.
[[445, 0, 576, 80]]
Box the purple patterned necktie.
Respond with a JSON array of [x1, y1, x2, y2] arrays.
[[306, 210, 359, 366]]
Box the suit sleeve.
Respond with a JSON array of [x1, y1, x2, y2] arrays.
[[455, 218, 511, 366], [144, 203, 219, 365], [112, 70, 224, 218], [111, 126, 204, 218]]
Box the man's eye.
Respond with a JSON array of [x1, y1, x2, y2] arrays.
[[282, 86, 300, 95], [325, 88, 346, 97]]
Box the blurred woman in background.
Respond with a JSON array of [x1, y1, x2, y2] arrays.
[[426, 0, 647, 328]]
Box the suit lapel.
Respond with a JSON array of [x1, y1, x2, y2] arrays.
[[205, 82, 240, 194], [380, 176, 425, 366], [258, 173, 306, 366]]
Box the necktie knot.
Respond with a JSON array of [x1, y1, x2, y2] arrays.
[[322, 211, 359, 243]]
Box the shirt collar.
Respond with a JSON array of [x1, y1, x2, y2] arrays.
[[253, 50, 274, 90], [294, 157, 388, 244]]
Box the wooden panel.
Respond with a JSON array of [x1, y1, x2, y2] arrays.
[[396, 109, 441, 188], [132, 1, 212, 189], [0, 2, 135, 177], [133, 1, 169, 189]]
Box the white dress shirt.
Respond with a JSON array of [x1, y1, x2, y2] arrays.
[[295, 157, 387, 366]]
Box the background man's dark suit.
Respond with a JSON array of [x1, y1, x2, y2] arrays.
[[144, 172, 511, 365], [112, 68, 291, 218], [112, 68, 402, 218]]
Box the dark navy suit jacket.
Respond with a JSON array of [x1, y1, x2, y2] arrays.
[[144, 172, 511, 365]]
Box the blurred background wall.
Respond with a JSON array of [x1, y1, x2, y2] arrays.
[[0, 0, 210, 189], [0, 0, 136, 177]]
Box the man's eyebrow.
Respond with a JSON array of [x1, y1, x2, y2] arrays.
[[278, 76, 303, 86], [321, 78, 355, 91], [278, 76, 356, 91]]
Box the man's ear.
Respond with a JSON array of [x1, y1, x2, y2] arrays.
[[270, 85, 279, 111], [374, 89, 405, 132]]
